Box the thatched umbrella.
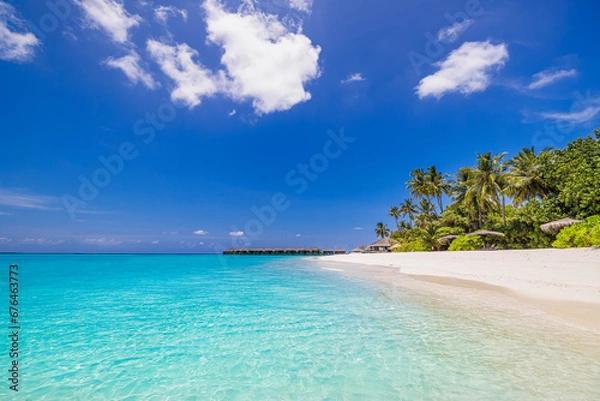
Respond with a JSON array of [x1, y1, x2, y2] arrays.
[[467, 230, 505, 247], [438, 234, 459, 244], [540, 217, 583, 233]]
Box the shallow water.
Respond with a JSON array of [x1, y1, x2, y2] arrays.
[[0, 254, 598, 400]]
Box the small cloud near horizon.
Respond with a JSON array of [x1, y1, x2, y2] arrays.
[[229, 231, 244, 237], [353, 227, 364, 230], [193, 230, 209, 235]]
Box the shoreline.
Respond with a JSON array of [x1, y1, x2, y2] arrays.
[[313, 248, 600, 331]]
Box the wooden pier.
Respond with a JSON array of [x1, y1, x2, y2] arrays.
[[223, 248, 346, 255]]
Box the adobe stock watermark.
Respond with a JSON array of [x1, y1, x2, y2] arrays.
[[62, 102, 179, 219], [531, 89, 598, 149], [227, 129, 355, 249], [25, 0, 74, 41], [407, 0, 499, 78]]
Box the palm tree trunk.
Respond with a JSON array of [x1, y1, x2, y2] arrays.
[[437, 195, 443, 215], [478, 205, 483, 229], [502, 195, 506, 227]]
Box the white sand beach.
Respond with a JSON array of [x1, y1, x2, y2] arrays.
[[319, 248, 600, 330]]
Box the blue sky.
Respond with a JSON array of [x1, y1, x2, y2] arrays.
[[0, 0, 599, 253]]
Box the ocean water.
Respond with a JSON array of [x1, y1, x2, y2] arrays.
[[0, 254, 598, 400]]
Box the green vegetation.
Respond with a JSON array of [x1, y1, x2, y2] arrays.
[[378, 128, 600, 251], [448, 235, 483, 251], [552, 216, 600, 248]]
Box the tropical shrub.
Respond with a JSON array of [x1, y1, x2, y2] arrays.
[[448, 235, 483, 251], [552, 216, 600, 248], [393, 240, 428, 252]]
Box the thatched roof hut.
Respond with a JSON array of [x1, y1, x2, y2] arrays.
[[540, 217, 583, 233], [366, 237, 399, 252], [466, 230, 505, 237], [334, 248, 346, 254], [438, 234, 459, 244], [351, 246, 366, 253]]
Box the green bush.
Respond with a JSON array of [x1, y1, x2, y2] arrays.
[[393, 240, 428, 252], [448, 235, 484, 251], [552, 216, 600, 248]]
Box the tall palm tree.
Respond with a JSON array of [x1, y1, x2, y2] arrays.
[[426, 165, 451, 214], [399, 199, 418, 227], [464, 152, 507, 228], [415, 198, 437, 228], [507, 147, 550, 205], [406, 168, 430, 199], [388, 206, 401, 229], [375, 222, 390, 239]]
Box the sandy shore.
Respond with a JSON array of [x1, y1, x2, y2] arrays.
[[317, 248, 600, 331]]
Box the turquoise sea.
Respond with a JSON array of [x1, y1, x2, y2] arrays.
[[0, 254, 598, 400]]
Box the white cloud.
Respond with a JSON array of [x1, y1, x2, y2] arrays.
[[541, 99, 600, 124], [289, 0, 312, 13], [341, 73, 365, 84], [22, 238, 64, 245], [193, 229, 209, 235], [229, 231, 244, 236], [295, 233, 301, 237], [416, 41, 509, 99], [437, 19, 473, 43], [76, 0, 141, 44], [105, 50, 157, 88], [0, 1, 40, 62], [203, 0, 321, 114], [154, 5, 187, 24], [0, 237, 12, 244], [147, 39, 220, 108], [528, 69, 577, 90], [353, 227, 363, 231], [0, 188, 61, 210], [83, 237, 123, 245], [151, 240, 160, 244], [228, 109, 237, 116]]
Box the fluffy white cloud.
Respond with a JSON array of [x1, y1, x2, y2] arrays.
[[437, 19, 473, 43], [289, 0, 312, 13], [193, 229, 209, 235], [0, 1, 40, 62], [147, 39, 220, 107], [416, 41, 508, 99], [341, 73, 365, 84], [0, 237, 12, 244], [204, 0, 321, 114], [154, 5, 187, 24], [76, 0, 141, 44], [105, 50, 157, 88], [23, 238, 64, 245], [528, 68, 577, 90], [229, 231, 244, 236]]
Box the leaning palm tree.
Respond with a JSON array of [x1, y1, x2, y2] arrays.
[[406, 168, 430, 199], [399, 199, 418, 227], [425, 165, 451, 214], [388, 206, 401, 229], [374, 222, 390, 239], [464, 152, 507, 228], [507, 147, 550, 205]]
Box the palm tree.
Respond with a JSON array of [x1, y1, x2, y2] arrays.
[[426, 165, 451, 214], [418, 224, 441, 251], [406, 168, 430, 199], [464, 152, 507, 228], [399, 199, 418, 227], [375, 222, 390, 239], [415, 198, 437, 228], [507, 147, 550, 205], [388, 206, 401, 229]]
